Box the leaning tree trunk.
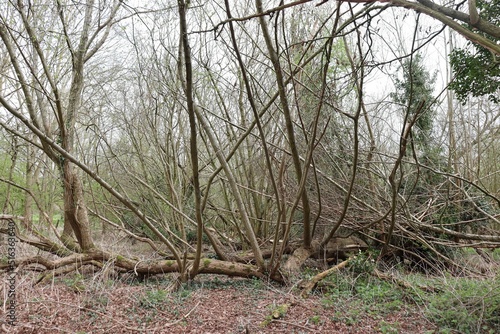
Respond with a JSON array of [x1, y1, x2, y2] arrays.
[[56, 0, 121, 253], [61, 165, 95, 252]]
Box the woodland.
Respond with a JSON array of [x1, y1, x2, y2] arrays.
[[0, 0, 499, 333]]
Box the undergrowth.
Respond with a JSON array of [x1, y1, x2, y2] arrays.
[[315, 251, 500, 333], [424, 272, 500, 333], [318, 253, 406, 327], [48, 250, 500, 333]]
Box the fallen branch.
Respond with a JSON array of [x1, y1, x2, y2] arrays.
[[372, 268, 440, 293], [272, 319, 313, 331], [300, 257, 352, 298]]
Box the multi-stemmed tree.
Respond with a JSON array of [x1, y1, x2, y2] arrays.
[[0, 0, 498, 290]]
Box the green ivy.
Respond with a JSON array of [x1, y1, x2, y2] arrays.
[[449, 0, 500, 104]]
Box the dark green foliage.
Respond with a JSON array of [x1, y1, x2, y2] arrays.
[[449, 0, 500, 104], [391, 54, 437, 151], [391, 54, 444, 207], [449, 49, 499, 104]]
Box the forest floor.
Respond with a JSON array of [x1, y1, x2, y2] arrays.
[[1, 270, 440, 334], [1, 239, 499, 333]]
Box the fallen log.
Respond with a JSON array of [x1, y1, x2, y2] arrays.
[[300, 257, 353, 298]]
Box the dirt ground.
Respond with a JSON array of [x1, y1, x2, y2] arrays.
[[1, 271, 438, 334]]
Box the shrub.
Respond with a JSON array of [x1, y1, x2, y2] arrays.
[[425, 274, 500, 333]]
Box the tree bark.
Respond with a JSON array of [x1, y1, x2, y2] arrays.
[[255, 0, 313, 249]]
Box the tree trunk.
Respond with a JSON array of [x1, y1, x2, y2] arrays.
[[255, 0, 312, 249], [62, 165, 95, 252]]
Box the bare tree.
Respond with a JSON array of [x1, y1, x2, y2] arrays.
[[0, 0, 498, 291]]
